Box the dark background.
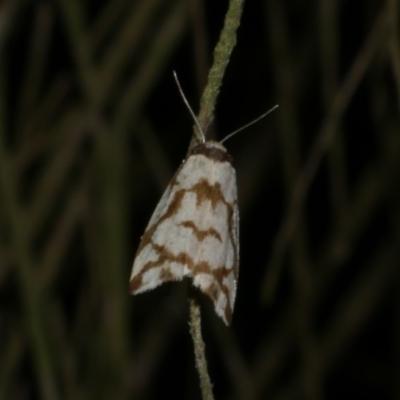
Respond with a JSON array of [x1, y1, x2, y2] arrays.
[[0, 0, 398, 399]]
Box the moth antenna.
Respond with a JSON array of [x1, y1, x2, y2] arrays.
[[220, 104, 279, 145], [173, 71, 205, 143]]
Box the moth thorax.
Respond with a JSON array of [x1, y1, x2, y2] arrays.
[[191, 141, 234, 164]]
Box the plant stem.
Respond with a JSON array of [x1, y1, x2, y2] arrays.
[[187, 1, 245, 399], [189, 296, 215, 400]]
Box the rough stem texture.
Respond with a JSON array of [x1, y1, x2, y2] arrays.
[[190, 0, 245, 147], [187, 1, 244, 398], [189, 297, 215, 400]]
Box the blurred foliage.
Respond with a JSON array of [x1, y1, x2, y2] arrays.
[[0, 0, 399, 399]]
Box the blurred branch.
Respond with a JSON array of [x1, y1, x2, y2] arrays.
[[319, 0, 349, 231], [210, 317, 256, 400], [253, 108, 399, 397], [0, 249, 13, 282], [135, 118, 174, 189], [24, 110, 88, 240], [321, 244, 396, 368], [16, 74, 72, 163], [252, 149, 398, 396], [17, 3, 53, 141], [89, 0, 130, 49], [47, 302, 83, 400], [261, 7, 389, 302], [388, 0, 400, 111], [38, 184, 87, 291], [266, 0, 301, 184], [58, 4, 188, 393], [0, 324, 24, 399], [318, 163, 386, 282], [254, 240, 396, 398], [115, 0, 187, 137], [128, 291, 186, 396], [252, 307, 295, 394], [96, 0, 164, 105], [265, 2, 319, 397], [56, 0, 97, 102], [0, 50, 60, 400], [318, 0, 340, 104]]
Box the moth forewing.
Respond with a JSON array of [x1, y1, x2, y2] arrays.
[[129, 141, 239, 325]]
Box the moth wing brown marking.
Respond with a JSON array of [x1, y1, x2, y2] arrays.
[[143, 164, 182, 230], [231, 198, 239, 303], [129, 162, 186, 290], [130, 141, 239, 325], [173, 146, 239, 325], [190, 187, 239, 325]]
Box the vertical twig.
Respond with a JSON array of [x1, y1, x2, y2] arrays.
[[189, 0, 245, 150], [189, 297, 214, 400], [188, 0, 245, 398]]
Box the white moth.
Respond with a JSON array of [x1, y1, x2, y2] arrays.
[[130, 72, 277, 325], [130, 139, 238, 325]]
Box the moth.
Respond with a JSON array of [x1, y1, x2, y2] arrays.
[[130, 72, 277, 325]]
